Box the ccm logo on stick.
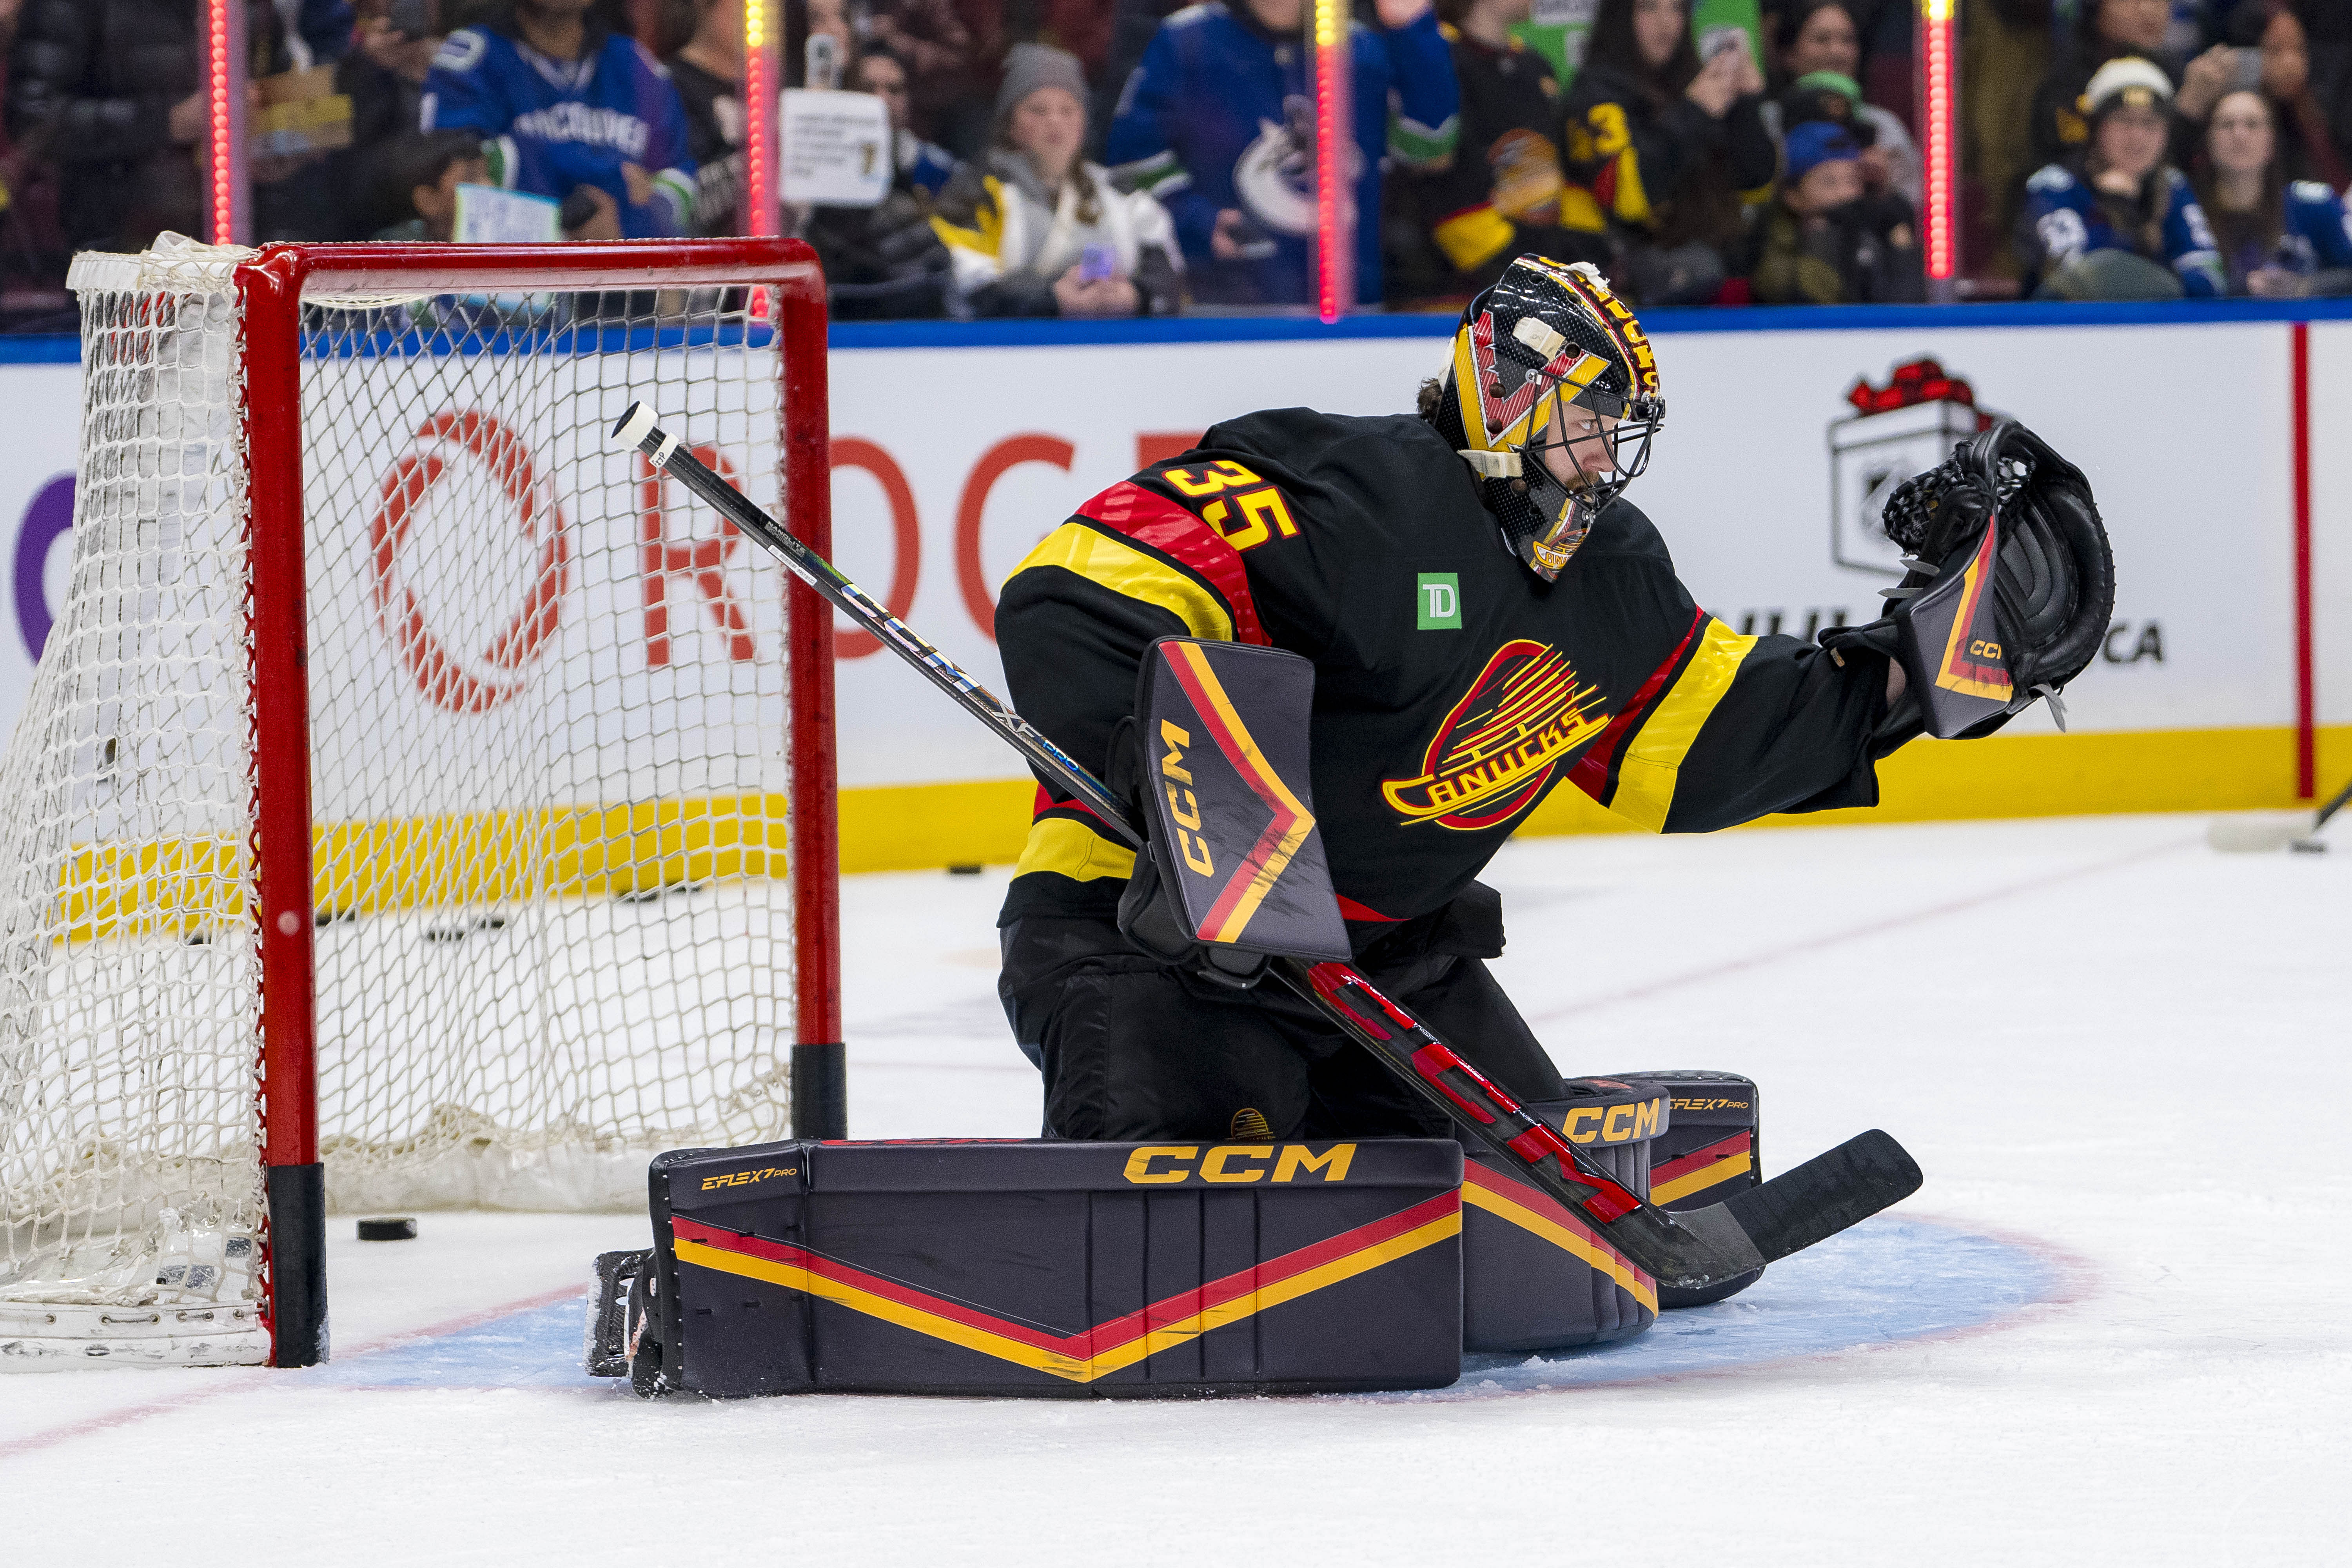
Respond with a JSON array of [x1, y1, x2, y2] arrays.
[[1122, 1144, 1356, 1185]]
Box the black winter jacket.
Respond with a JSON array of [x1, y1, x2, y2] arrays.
[[9, 0, 290, 250]]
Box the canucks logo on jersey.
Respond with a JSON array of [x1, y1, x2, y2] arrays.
[[1382, 641, 1609, 829]]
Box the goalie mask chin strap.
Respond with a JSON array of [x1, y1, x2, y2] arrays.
[[1458, 448, 1521, 479]]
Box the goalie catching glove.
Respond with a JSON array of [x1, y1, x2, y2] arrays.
[[1822, 419, 2115, 741]]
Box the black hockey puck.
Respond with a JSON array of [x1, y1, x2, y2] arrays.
[[357, 1217, 418, 1241], [947, 864, 983, 875]]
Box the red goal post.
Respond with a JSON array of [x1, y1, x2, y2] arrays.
[[2, 239, 841, 1370], [249, 241, 840, 1368]]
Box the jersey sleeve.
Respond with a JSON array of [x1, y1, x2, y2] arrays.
[[2020, 164, 2090, 272], [2163, 174, 2224, 298], [1104, 25, 1220, 262], [1722, 93, 1778, 197], [630, 48, 698, 236], [1414, 47, 1562, 274], [2290, 181, 2352, 270], [994, 473, 1270, 912], [421, 30, 510, 136], [1563, 534, 1891, 835], [1376, 11, 1461, 169]]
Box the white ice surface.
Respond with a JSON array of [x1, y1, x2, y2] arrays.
[[2, 813, 2346, 1563]]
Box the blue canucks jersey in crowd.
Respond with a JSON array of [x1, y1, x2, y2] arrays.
[[423, 19, 696, 238], [2022, 162, 2223, 297], [897, 129, 960, 199], [2229, 180, 2352, 286], [1107, 2, 1458, 307]]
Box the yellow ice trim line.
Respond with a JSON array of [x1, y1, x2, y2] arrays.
[[53, 794, 793, 944]]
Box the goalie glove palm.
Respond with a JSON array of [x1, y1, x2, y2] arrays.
[[1826, 419, 2114, 739]]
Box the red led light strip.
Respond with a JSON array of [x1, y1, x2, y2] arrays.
[[1312, 0, 1350, 322], [744, 0, 777, 238], [1919, 0, 1957, 285], [206, 0, 248, 246]]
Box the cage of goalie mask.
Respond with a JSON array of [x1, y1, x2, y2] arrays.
[[1427, 257, 1665, 581]]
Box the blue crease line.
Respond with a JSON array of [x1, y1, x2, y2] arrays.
[[301, 1216, 2056, 1397]]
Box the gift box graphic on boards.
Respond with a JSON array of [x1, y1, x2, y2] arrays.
[[1829, 358, 1997, 576]]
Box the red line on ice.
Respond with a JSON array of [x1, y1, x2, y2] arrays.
[[1530, 834, 2193, 1024]]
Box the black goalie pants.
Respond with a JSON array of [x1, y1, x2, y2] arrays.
[[997, 886, 1564, 1142]]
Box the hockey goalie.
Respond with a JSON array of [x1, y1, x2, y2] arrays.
[[992, 256, 2113, 1144], [602, 254, 2113, 1397]]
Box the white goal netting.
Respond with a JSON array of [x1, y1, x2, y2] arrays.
[[1, 239, 805, 1363]]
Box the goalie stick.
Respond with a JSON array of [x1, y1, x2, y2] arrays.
[[611, 403, 1920, 1291], [2206, 772, 2352, 855]]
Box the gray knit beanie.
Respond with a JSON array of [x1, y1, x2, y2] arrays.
[[994, 43, 1089, 130]]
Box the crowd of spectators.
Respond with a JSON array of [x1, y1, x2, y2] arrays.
[[0, 0, 2349, 327]]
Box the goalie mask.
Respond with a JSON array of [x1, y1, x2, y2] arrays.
[[1426, 257, 1665, 580]]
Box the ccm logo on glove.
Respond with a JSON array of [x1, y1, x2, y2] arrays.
[[1122, 1144, 1356, 1185]]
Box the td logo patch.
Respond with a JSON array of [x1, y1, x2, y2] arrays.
[[1417, 572, 1461, 630]]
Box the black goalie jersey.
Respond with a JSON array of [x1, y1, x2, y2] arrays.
[[996, 407, 1894, 935]]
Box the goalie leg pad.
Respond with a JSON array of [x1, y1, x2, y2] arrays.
[[1461, 1077, 1669, 1352], [1617, 1069, 1764, 1308], [640, 1137, 1465, 1398]]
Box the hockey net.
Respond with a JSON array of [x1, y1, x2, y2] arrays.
[[0, 237, 835, 1367]]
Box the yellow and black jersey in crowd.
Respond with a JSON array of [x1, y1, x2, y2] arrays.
[[1558, 61, 1778, 234], [995, 407, 1893, 936]]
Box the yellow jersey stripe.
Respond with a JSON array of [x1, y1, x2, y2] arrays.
[[928, 174, 1007, 260], [1433, 205, 1517, 271], [1611, 147, 1652, 224], [1608, 618, 1759, 832], [1013, 815, 1137, 883], [1009, 521, 1237, 642], [1558, 183, 1607, 234]]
